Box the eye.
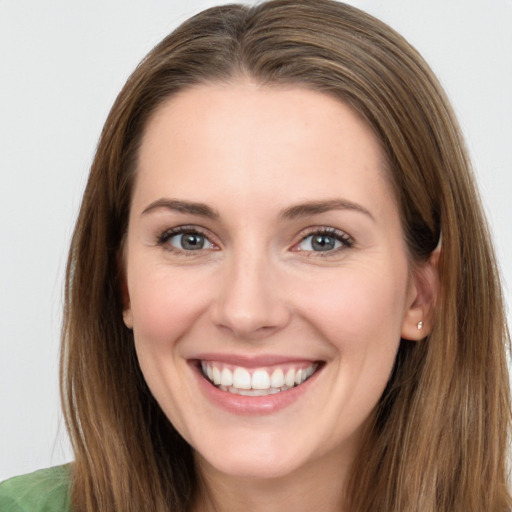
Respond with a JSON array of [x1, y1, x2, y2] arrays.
[[294, 228, 353, 253], [169, 232, 208, 250], [158, 227, 216, 252]]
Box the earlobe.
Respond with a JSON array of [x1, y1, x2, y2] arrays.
[[401, 248, 440, 341], [121, 278, 133, 329], [121, 280, 133, 329], [117, 250, 133, 329], [123, 308, 134, 329]]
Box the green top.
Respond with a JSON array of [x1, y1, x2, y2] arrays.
[[0, 465, 71, 512]]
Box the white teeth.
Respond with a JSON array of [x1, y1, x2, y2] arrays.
[[251, 370, 270, 390], [305, 366, 315, 379], [238, 388, 270, 397], [212, 366, 221, 385], [285, 368, 295, 387], [201, 361, 318, 395], [220, 367, 233, 386], [270, 368, 285, 388], [233, 367, 252, 389]]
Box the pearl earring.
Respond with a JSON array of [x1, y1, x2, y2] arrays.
[[417, 321, 423, 330]]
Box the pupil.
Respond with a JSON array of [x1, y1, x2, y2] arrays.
[[312, 235, 335, 251], [182, 233, 204, 250]]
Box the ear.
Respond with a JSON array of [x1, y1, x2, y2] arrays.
[[401, 248, 440, 340], [118, 251, 133, 329], [122, 294, 133, 330]]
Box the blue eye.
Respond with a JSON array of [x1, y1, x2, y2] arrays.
[[296, 230, 352, 252], [159, 228, 215, 252], [169, 232, 206, 250]]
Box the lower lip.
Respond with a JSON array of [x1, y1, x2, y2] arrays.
[[191, 362, 322, 415]]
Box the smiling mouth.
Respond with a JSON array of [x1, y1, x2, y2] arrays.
[[199, 361, 321, 397]]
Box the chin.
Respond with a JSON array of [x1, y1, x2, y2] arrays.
[[198, 449, 307, 481], [191, 427, 331, 483]]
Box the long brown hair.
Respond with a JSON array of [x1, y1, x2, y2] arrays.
[[61, 1, 511, 510]]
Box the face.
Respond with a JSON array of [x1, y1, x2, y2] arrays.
[[123, 82, 427, 482]]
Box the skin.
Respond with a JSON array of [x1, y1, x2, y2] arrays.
[[122, 81, 436, 512]]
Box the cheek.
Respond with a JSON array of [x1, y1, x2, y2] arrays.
[[126, 266, 214, 436], [127, 266, 212, 353], [296, 265, 408, 431], [294, 261, 408, 413], [299, 265, 407, 344]]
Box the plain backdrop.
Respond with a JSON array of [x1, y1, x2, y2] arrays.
[[1, 0, 511, 481]]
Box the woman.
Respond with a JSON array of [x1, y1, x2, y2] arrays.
[[1, 0, 510, 511]]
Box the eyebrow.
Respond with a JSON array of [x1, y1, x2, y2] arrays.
[[141, 198, 220, 219], [279, 199, 375, 221], [141, 197, 374, 222]]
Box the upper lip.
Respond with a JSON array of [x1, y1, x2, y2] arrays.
[[190, 353, 322, 368]]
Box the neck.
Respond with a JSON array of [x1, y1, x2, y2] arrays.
[[191, 448, 353, 512]]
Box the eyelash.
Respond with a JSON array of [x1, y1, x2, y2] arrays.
[[157, 226, 217, 255], [293, 227, 354, 256], [156, 225, 354, 256]]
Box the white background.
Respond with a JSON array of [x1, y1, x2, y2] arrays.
[[1, 0, 511, 480]]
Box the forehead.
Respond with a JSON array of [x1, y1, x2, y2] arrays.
[[141, 81, 382, 156], [134, 81, 394, 217]]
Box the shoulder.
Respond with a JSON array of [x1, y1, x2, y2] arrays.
[[0, 465, 71, 512]]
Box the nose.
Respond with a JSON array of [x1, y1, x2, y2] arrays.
[[211, 251, 291, 340]]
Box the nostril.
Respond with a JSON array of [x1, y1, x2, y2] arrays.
[[212, 304, 290, 340], [214, 320, 284, 341]]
